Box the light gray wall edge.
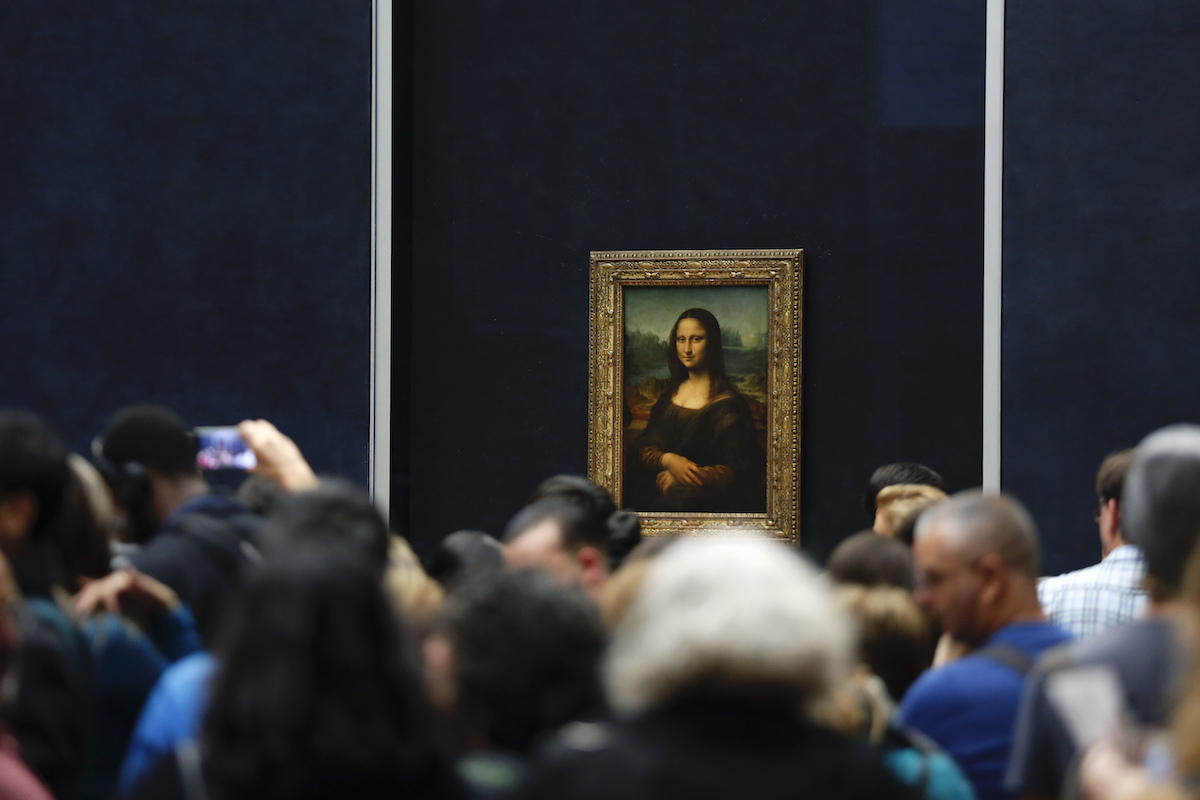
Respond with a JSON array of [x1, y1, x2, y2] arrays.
[[982, 0, 1004, 492], [370, 0, 393, 519]]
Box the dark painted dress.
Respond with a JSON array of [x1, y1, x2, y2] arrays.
[[629, 390, 765, 513]]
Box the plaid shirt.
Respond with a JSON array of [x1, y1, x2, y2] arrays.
[[1037, 544, 1149, 639]]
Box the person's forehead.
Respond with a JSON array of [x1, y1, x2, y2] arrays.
[[914, 521, 961, 567]]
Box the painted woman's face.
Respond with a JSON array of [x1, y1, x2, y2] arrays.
[[675, 317, 708, 371]]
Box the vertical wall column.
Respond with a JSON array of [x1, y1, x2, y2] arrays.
[[371, 0, 394, 520]]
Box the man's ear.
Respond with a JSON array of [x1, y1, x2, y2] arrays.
[[574, 545, 608, 595], [0, 492, 37, 554], [1105, 498, 1122, 540], [976, 552, 1007, 605]]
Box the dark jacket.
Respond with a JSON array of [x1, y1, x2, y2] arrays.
[[517, 695, 918, 800], [126, 494, 260, 647], [4, 550, 92, 800]]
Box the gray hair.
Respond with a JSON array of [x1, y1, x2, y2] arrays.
[[1121, 424, 1200, 595], [915, 491, 1041, 578], [604, 538, 854, 717]]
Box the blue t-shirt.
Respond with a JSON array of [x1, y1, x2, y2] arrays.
[[899, 621, 1073, 800]]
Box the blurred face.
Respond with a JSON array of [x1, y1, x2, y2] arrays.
[[504, 519, 581, 586], [912, 521, 986, 643], [675, 318, 708, 372]]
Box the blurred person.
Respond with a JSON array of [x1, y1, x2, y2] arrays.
[[517, 538, 912, 800], [0, 410, 92, 799], [826, 585, 973, 800], [116, 476, 405, 794], [60, 455, 204, 800], [837, 584, 933, 703], [0, 551, 54, 800], [1008, 426, 1200, 800], [425, 570, 605, 797], [901, 492, 1072, 800], [127, 548, 465, 800], [233, 474, 288, 517], [866, 462, 946, 517], [384, 536, 443, 640], [597, 536, 678, 631], [59, 457, 116, 589], [92, 405, 261, 646], [1037, 449, 1148, 638], [527, 475, 642, 572], [876, 484, 948, 539], [826, 530, 917, 590], [1065, 533, 1200, 800], [423, 531, 505, 589], [503, 490, 618, 603]]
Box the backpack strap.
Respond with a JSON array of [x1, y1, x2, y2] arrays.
[[175, 739, 209, 800], [975, 642, 1035, 677]]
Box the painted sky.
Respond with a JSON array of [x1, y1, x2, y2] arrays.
[[624, 286, 769, 345]]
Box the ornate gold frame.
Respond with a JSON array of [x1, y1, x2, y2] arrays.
[[588, 249, 803, 544]]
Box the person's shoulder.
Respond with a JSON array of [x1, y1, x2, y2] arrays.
[[1069, 616, 1171, 664], [1040, 561, 1106, 593], [519, 721, 649, 799]]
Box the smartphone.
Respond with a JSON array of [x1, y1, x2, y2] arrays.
[[195, 426, 257, 471]]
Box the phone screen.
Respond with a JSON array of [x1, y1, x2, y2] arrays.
[[196, 426, 257, 471]]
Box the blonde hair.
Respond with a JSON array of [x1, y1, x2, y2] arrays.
[[383, 536, 443, 637], [604, 538, 854, 717], [875, 483, 948, 537]]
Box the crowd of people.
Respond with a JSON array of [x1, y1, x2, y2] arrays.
[[0, 402, 1197, 800]]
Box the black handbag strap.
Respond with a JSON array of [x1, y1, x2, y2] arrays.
[[975, 642, 1035, 677]]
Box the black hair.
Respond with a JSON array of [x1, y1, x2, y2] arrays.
[[443, 569, 606, 754], [423, 530, 504, 588], [518, 474, 642, 569], [236, 474, 290, 517], [664, 308, 735, 398], [825, 530, 916, 591], [204, 548, 443, 798], [97, 404, 199, 477], [0, 410, 70, 544], [864, 462, 945, 515], [259, 478, 390, 573]]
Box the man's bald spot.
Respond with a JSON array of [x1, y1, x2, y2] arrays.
[[915, 492, 1041, 579]]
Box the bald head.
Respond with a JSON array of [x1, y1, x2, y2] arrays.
[[912, 492, 1044, 643], [915, 492, 1041, 580]]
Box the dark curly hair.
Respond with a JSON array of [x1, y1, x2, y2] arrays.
[[444, 569, 606, 754]]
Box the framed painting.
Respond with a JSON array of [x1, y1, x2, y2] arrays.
[[588, 249, 803, 544]]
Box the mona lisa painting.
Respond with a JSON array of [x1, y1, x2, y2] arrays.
[[588, 250, 802, 544]]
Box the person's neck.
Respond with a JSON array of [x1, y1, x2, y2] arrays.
[[1145, 595, 1182, 618], [994, 583, 1048, 630], [156, 475, 210, 522], [1101, 536, 1128, 560], [685, 370, 711, 388]]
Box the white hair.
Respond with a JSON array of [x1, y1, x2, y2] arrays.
[[604, 538, 855, 717]]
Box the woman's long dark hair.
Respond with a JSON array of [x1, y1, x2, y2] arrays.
[[665, 308, 736, 397], [203, 548, 442, 798]]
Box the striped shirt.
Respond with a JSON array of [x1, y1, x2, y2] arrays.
[[1037, 544, 1148, 639]]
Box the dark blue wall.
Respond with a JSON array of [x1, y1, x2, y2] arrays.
[[1003, 0, 1200, 574], [0, 3, 374, 485], [410, 0, 986, 559]]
